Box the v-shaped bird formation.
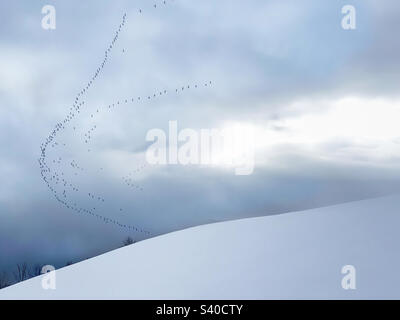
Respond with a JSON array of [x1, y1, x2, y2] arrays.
[[38, 2, 213, 237]]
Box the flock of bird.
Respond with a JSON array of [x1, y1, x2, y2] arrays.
[[38, 2, 212, 237]]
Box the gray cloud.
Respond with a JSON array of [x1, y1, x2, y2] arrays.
[[1, 0, 400, 278]]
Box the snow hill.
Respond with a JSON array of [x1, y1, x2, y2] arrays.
[[1, 195, 400, 299]]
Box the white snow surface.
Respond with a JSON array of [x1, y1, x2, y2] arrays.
[[1, 195, 400, 299]]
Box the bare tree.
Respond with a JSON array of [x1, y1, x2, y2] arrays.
[[13, 263, 29, 282], [29, 264, 42, 277], [0, 272, 10, 289], [122, 236, 136, 246]]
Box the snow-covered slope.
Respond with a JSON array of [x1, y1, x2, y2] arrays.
[[1, 195, 400, 299]]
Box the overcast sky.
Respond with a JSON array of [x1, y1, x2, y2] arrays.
[[1, 0, 400, 277]]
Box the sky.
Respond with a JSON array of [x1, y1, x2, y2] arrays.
[[1, 0, 400, 279]]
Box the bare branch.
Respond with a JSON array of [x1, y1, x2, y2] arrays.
[[122, 236, 136, 246], [0, 272, 11, 289], [13, 262, 29, 282]]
